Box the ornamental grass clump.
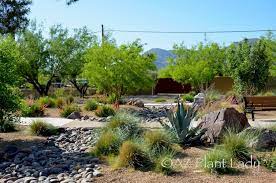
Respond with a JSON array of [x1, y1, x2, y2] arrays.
[[28, 120, 58, 136], [105, 111, 142, 138], [60, 105, 81, 118], [95, 105, 115, 117], [84, 99, 98, 111], [115, 140, 154, 171], [201, 147, 235, 174], [37, 96, 57, 108]]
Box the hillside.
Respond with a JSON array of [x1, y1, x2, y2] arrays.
[[145, 48, 175, 69]]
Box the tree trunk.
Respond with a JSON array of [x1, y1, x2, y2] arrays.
[[70, 79, 88, 98]]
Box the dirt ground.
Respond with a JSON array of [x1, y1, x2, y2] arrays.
[[94, 147, 276, 183]]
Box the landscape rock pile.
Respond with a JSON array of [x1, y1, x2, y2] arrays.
[[0, 128, 101, 183]]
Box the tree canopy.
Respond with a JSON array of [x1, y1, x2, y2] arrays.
[[0, 0, 32, 36], [84, 40, 156, 98]]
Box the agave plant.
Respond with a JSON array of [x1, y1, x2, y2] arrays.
[[160, 99, 204, 145]]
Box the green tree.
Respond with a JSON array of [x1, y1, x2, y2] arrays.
[[51, 26, 96, 97], [17, 24, 74, 96], [0, 36, 20, 132], [0, 0, 32, 36], [226, 39, 270, 94], [84, 40, 156, 99], [159, 42, 225, 91]]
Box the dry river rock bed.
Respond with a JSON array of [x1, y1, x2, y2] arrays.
[[0, 128, 102, 183]]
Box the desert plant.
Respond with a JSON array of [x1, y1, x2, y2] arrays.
[[159, 100, 201, 145], [105, 111, 141, 138], [65, 95, 74, 105], [202, 147, 235, 174], [222, 131, 251, 162], [91, 129, 126, 156], [259, 149, 276, 172], [54, 88, 66, 98], [144, 130, 177, 154], [37, 97, 56, 108], [182, 93, 194, 102], [154, 98, 167, 103], [95, 105, 115, 117], [0, 114, 17, 132], [56, 98, 64, 109], [28, 120, 58, 136], [153, 149, 175, 175], [107, 93, 119, 104], [84, 99, 98, 111], [21, 101, 45, 117], [115, 140, 154, 171], [205, 90, 221, 104], [60, 105, 81, 118]]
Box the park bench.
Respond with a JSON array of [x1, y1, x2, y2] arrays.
[[244, 96, 276, 121]]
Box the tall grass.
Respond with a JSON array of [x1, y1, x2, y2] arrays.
[[28, 120, 58, 136]]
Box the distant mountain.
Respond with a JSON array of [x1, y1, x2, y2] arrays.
[[145, 48, 175, 69], [233, 38, 259, 46]]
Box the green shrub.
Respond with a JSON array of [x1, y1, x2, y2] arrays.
[[205, 90, 221, 103], [202, 148, 235, 174], [222, 130, 256, 162], [116, 140, 154, 171], [144, 130, 176, 154], [91, 129, 125, 156], [153, 150, 175, 175], [28, 120, 58, 136], [260, 149, 276, 172], [105, 111, 141, 137], [94, 95, 108, 104], [95, 105, 115, 117], [182, 93, 194, 102], [60, 105, 81, 118], [0, 114, 17, 132], [154, 98, 167, 103], [21, 102, 44, 117], [56, 98, 64, 109], [65, 95, 74, 105], [37, 97, 56, 108], [85, 99, 98, 111], [107, 93, 119, 104], [54, 88, 66, 98]]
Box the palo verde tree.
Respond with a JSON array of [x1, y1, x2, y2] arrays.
[[84, 40, 156, 99], [0, 35, 20, 132], [17, 23, 69, 96], [0, 0, 32, 36], [159, 42, 225, 91], [50, 26, 96, 97], [225, 39, 270, 95]]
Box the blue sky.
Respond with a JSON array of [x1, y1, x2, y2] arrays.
[[29, 0, 276, 50]]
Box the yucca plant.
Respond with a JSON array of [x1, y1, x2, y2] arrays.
[[159, 99, 203, 145]]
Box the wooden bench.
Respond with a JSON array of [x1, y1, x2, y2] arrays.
[[244, 96, 276, 121]]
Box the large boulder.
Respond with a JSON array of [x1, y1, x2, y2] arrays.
[[198, 108, 250, 144], [244, 128, 276, 150], [126, 98, 144, 108], [67, 112, 81, 119]]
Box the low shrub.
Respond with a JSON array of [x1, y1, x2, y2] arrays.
[[54, 88, 66, 98], [182, 93, 194, 102], [60, 105, 81, 118], [205, 90, 221, 104], [95, 105, 115, 117], [94, 95, 108, 104], [259, 149, 276, 172], [222, 130, 258, 162], [153, 150, 175, 175], [105, 111, 141, 137], [84, 99, 98, 111], [0, 114, 17, 132], [154, 98, 167, 103], [144, 130, 176, 154], [107, 93, 119, 104], [202, 148, 235, 174], [65, 95, 74, 105], [115, 140, 154, 171], [56, 98, 64, 109], [37, 97, 56, 108], [28, 120, 58, 136], [91, 129, 125, 156], [21, 102, 44, 117]]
